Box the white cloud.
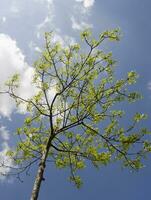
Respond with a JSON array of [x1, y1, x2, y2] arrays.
[[52, 32, 64, 44], [64, 35, 76, 45], [16, 67, 36, 114], [75, 0, 95, 8], [51, 31, 76, 46], [0, 34, 36, 117], [0, 126, 13, 180], [36, 15, 54, 39], [72, 0, 94, 33], [37, 16, 52, 31], [0, 146, 13, 181], [36, 0, 54, 39], [10, 2, 20, 14], [34, 0, 53, 4], [147, 82, 151, 91], [35, 0, 93, 46], [0, 126, 9, 141], [1, 17, 6, 24], [34, 46, 42, 52], [28, 41, 42, 54], [71, 16, 92, 30]]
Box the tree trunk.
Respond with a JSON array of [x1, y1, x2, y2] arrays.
[[30, 133, 54, 200], [30, 152, 48, 200]]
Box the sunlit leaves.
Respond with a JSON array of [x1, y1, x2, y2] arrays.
[[24, 117, 32, 126], [127, 71, 139, 85], [133, 113, 147, 122], [99, 28, 121, 41], [143, 141, 151, 152], [104, 120, 118, 135], [111, 110, 125, 118], [80, 29, 91, 40], [2, 28, 150, 189], [5, 73, 20, 88], [70, 175, 82, 189], [128, 92, 142, 102]]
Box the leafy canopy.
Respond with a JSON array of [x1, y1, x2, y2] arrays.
[[3, 28, 151, 188]]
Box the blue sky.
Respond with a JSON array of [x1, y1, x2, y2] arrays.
[[0, 0, 151, 199]]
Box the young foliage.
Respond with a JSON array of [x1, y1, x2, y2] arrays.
[[0, 29, 151, 200]]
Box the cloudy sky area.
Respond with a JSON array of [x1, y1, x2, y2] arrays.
[[0, 0, 151, 199]]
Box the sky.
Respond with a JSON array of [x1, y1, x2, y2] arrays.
[[0, 0, 151, 199]]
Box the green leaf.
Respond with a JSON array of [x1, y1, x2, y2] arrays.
[[134, 113, 147, 122]]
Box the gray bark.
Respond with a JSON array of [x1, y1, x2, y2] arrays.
[[30, 151, 48, 200]]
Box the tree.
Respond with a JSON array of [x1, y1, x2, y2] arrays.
[[0, 29, 151, 200]]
